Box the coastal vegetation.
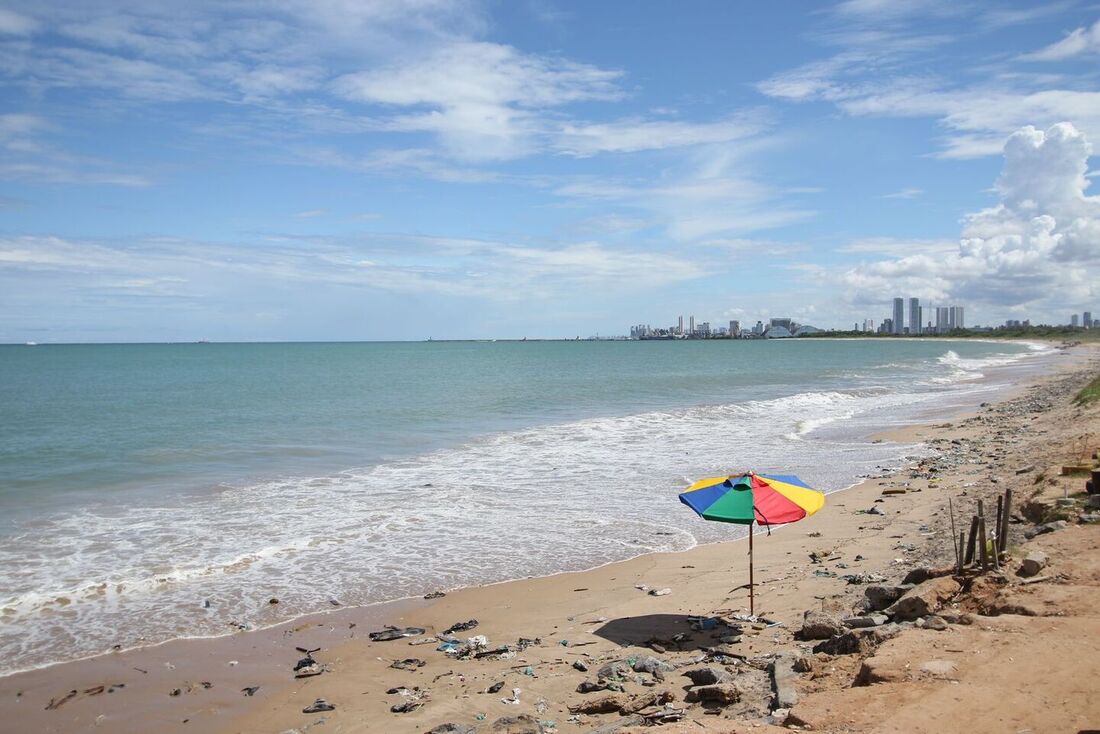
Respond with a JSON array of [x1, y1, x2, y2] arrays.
[[1075, 373, 1100, 406]]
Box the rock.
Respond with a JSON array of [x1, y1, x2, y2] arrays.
[[486, 681, 505, 694], [885, 577, 960, 621], [648, 588, 671, 596], [573, 660, 588, 672], [428, 725, 476, 734], [302, 699, 335, 713], [490, 715, 544, 734], [682, 667, 734, 686], [684, 683, 740, 705], [919, 659, 959, 678], [1024, 520, 1068, 539], [864, 584, 912, 612], [1015, 464, 1035, 474], [631, 655, 675, 679], [769, 654, 799, 709], [798, 609, 842, 640], [1087, 495, 1100, 510], [390, 658, 426, 671], [842, 614, 888, 628], [596, 661, 632, 681], [921, 615, 948, 631], [812, 624, 900, 656], [619, 690, 675, 714], [568, 694, 628, 714], [1019, 550, 1049, 577], [901, 565, 955, 585]]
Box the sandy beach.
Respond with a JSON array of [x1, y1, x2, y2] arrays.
[[4, 343, 1099, 734]]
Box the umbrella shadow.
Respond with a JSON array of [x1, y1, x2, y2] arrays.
[[592, 614, 723, 651]]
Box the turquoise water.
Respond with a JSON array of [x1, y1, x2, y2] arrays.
[[0, 339, 1051, 673]]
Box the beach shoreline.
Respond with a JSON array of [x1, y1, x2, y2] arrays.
[[3, 343, 1097, 733]]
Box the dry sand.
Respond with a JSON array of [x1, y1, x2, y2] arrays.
[[3, 343, 1099, 734]]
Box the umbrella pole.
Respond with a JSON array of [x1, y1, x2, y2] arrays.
[[748, 523, 754, 616]]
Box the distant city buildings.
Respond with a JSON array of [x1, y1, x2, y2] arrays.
[[628, 302, 1093, 340]]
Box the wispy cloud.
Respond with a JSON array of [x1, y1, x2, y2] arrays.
[[882, 187, 924, 199], [1020, 18, 1100, 61]]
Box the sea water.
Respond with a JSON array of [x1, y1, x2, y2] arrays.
[[0, 339, 1055, 674]]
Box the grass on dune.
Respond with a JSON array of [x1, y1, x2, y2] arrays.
[[1075, 373, 1100, 406]]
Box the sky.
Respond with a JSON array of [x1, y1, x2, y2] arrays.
[[1, 0, 1099, 342]]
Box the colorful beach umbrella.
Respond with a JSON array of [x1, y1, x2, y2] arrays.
[[679, 472, 825, 614]]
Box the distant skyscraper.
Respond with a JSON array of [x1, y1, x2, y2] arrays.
[[677, 315, 683, 335], [689, 315, 695, 335], [863, 318, 874, 332], [909, 298, 920, 336], [893, 298, 904, 335], [1072, 314, 1080, 327], [730, 320, 741, 337], [951, 306, 964, 330], [936, 307, 950, 334], [1085, 312, 1093, 328], [854, 322, 859, 332]]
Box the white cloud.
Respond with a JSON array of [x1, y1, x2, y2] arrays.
[[842, 123, 1100, 315], [1021, 19, 1100, 62], [0, 9, 37, 35], [0, 231, 705, 303], [882, 187, 924, 199], [334, 41, 622, 160], [554, 113, 764, 157]]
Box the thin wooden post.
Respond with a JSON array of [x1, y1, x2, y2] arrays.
[[995, 495, 1004, 553], [965, 516, 979, 565], [999, 489, 1012, 555], [958, 531, 966, 575], [949, 497, 960, 572], [978, 517, 990, 572]]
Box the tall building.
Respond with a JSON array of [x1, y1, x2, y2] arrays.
[[863, 318, 874, 332], [951, 306, 964, 330], [909, 298, 920, 336], [893, 298, 904, 335], [677, 315, 683, 335], [1072, 314, 1079, 327], [753, 320, 763, 335], [936, 307, 950, 334], [730, 320, 741, 337], [689, 315, 695, 335], [1084, 311, 1092, 328]]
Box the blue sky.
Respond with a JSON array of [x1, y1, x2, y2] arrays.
[[1, 0, 1099, 341]]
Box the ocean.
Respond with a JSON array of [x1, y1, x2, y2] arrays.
[[0, 338, 1055, 674]]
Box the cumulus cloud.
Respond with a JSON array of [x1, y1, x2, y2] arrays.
[[842, 123, 1100, 316]]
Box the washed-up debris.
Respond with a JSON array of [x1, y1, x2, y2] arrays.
[[516, 637, 541, 650], [648, 587, 671, 596], [45, 690, 78, 710], [303, 698, 335, 714], [442, 619, 479, 635], [687, 616, 722, 631], [424, 591, 446, 599], [486, 681, 505, 694], [390, 658, 426, 671], [370, 626, 427, 642], [501, 687, 522, 705], [573, 660, 588, 672], [242, 686, 260, 696], [409, 636, 439, 646], [391, 699, 424, 713]]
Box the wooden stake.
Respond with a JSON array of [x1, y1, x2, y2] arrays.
[[965, 516, 979, 565], [978, 517, 990, 572], [995, 495, 1004, 554], [949, 497, 960, 572], [958, 531, 966, 575], [999, 488, 1013, 555]]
